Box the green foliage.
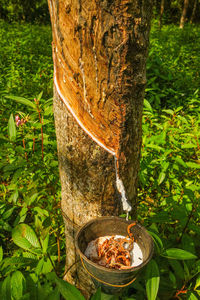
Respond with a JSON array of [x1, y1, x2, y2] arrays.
[[137, 62, 200, 297], [146, 24, 200, 109], [91, 288, 101, 300], [0, 21, 64, 300], [145, 260, 160, 300], [0, 20, 53, 101], [0, 20, 199, 300], [162, 248, 197, 260], [55, 277, 85, 300], [8, 114, 16, 142], [0, 0, 50, 24], [12, 223, 41, 251]]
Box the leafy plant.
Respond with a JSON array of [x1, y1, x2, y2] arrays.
[[0, 20, 199, 300]]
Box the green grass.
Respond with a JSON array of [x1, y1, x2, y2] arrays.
[[0, 20, 200, 299]]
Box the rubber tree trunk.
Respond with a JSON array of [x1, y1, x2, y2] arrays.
[[180, 0, 189, 28], [48, 0, 152, 298]]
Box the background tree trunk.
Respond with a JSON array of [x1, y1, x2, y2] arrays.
[[159, 0, 165, 28], [180, 0, 189, 28], [190, 0, 198, 24], [49, 0, 152, 298]]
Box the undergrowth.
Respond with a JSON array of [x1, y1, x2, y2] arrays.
[[0, 21, 199, 300]]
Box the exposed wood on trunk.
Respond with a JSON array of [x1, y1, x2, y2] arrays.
[[49, 0, 152, 298], [180, 0, 189, 28]]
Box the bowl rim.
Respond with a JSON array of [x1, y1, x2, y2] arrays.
[[75, 216, 154, 274]]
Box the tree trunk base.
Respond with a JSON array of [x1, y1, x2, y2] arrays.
[[53, 89, 122, 298]]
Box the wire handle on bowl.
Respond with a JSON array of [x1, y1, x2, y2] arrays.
[[80, 256, 136, 288]]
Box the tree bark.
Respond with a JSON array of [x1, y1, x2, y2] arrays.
[[180, 0, 189, 28], [159, 0, 165, 28], [48, 0, 152, 298], [190, 0, 198, 24]]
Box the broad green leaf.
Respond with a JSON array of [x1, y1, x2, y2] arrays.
[[195, 275, 200, 290], [45, 287, 60, 300], [162, 109, 174, 116], [169, 260, 184, 280], [148, 231, 163, 254], [35, 258, 44, 275], [186, 162, 200, 169], [163, 248, 197, 260], [42, 257, 53, 274], [182, 234, 196, 255], [1, 275, 11, 300], [181, 144, 196, 149], [25, 193, 39, 206], [37, 91, 43, 101], [185, 184, 200, 192], [8, 190, 19, 204], [42, 233, 49, 254], [12, 224, 41, 250], [169, 271, 176, 287], [150, 211, 170, 223], [37, 283, 50, 299], [8, 114, 16, 142], [26, 274, 38, 300], [91, 288, 101, 300], [146, 144, 164, 152], [183, 261, 190, 281], [5, 95, 36, 109], [144, 99, 153, 112], [175, 157, 187, 168], [99, 293, 116, 300], [46, 272, 57, 281], [42, 216, 51, 228], [11, 271, 26, 300], [161, 161, 169, 172], [1, 221, 12, 232], [15, 207, 28, 225], [145, 259, 160, 300], [3, 207, 15, 220], [55, 277, 85, 300], [19, 293, 30, 300], [2, 256, 37, 269], [188, 292, 199, 300], [3, 160, 26, 172], [23, 252, 37, 259], [158, 172, 166, 185], [0, 246, 3, 263]]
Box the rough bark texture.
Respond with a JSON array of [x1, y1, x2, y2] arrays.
[[53, 90, 119, 297], [180, 0, 189, 28], [49, 0, 152, 298]]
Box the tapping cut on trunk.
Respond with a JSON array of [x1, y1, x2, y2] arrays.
[[48, 0, 142, 156]]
